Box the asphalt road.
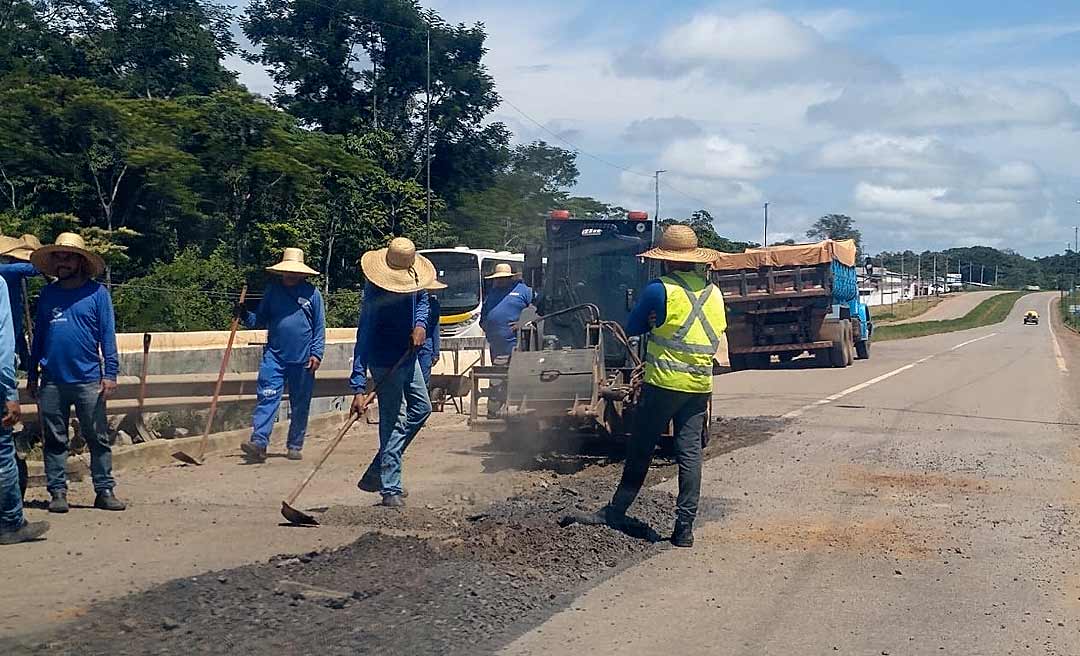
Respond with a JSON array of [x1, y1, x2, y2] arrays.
[[888, 290, 1008, 325], [505, 292, 1080, 655]]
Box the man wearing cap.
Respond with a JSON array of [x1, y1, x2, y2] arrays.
[[352, 237, 433, 507], [28, 233, 124, 513], [590, 224, 725, 547], [416, 279, 446, 385], [238, 248, 325, 463], [480, 263, 533, 362], [0, 265, 48, 544]]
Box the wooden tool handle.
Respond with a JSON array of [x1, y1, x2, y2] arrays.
[[137, 333, 152, 410], [284, 412, 360, 505], [197, 286, 247, 458]]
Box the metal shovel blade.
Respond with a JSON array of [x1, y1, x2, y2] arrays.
[[171, 450, 202, 466], [281, 501, 319, 526]]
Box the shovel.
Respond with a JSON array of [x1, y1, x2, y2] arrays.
[[131, 333, 156, 442], [280, 349, 412, 526], [172, 286, 248, 465]]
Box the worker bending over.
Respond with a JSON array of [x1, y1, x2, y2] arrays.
[[28, 233, 124, 513], [239, 248, 325, 463], [591, 225, 725, 547], [352, 238, 434, 507]]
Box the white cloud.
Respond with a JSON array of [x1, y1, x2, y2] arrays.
[[613, 10, 897, 86], [808, 79, 1080, 132], [617, 170, 762, 211], [660, 136, 778, 180], [622, 117, 702, 144], [797, 8, 878, 38], [814, 133, 976, 173]]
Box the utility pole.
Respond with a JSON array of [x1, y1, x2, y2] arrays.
[[980, 264, 985, 285], [763, 202, 769, 247], [933, 256, 938, 296], [917, 253, 921, 297], [995, 265, 998, 287], [425, 25, 432, 226], [900, 252, 905, 303], [653, 170, 665, 244]]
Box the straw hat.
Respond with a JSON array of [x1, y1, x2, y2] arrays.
[[266, 247, 319, 276], [0, 234, 42, 262], [425, 278, 448, 290], [638, 224, 720, 263], [31, 232, 106, 278], [484, 263, 516, 279], [360, 237, 436, 293]]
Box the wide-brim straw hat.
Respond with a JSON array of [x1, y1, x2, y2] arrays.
[[484, 263, 516, 279], [425, 278, 448, 290], [360, 237, 436, 293], [266, 247, 319, 276], [31, 232, 106, 278], [638, 224, 720, 263]]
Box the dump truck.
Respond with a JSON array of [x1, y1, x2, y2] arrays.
[[468, 210, 658, 439], [710, 239, 871, 369]]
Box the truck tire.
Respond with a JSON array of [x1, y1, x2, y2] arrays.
[[830, 321, 851, 368], [855, 339, 870, 360], [843, 323, 854, 366]]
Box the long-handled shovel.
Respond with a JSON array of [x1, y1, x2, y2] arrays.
[[281, 349, 412, 526], [131, 332, 156, 442], [172, 286, 248, 465]]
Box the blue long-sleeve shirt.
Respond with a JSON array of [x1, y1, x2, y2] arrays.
[[418, 294, 441, 361], [29, 280, 119, 385], [0, 278, 19, 404], [481, 281, 533, 355], [242, 281, 325, 365], [625, 279, 668, 337], [0, 262, 38, 351], [350, 282, 429, 392]]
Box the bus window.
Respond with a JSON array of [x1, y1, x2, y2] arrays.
[[424, 251, 482, 314]]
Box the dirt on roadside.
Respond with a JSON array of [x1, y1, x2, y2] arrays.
[[1, 417, 781, 656]]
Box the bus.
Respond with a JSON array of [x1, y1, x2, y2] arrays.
[[420, 247, 525, 338]]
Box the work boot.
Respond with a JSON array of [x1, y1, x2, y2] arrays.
[[0, 520, 50, 545], [380, 494, 406, 508], [286, 449, 303, 461], [357, 471, 381, 493], [240, 442, 267, 464], [671, 521, 694, 548], [48, 489, 69, 514], [94, 489, 126, 511]]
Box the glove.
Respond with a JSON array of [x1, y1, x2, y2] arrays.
[[232, 302, 246, 320]]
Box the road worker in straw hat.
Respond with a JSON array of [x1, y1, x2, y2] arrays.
[[28, 232, 124, 513], [480, 263, 533, 362], [237, 248, 325, 463], [352, 237, 435, 507], [586, 224, 726, 547], [0, 234, 44, 370]]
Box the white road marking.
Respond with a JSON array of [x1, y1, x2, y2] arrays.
[[1047, 296, 1069, 373], [782, 332, 999, 419]]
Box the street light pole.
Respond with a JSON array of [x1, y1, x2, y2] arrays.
[[763, 202, 769, 247], [653, 170, 665, 245]]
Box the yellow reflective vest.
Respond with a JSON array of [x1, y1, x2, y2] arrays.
[[644, 270, 727, 394]]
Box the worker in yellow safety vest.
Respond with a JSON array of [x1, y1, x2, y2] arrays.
[[592, 224, 726, 547]]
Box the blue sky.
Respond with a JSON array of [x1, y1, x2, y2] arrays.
[[229, 1, 1080, 256]]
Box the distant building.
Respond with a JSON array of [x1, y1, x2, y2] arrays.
[[858, 269, 916, 306]]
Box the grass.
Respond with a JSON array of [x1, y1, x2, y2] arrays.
[[1060, 291, 1080, 333], [873, 296, 944, 323], [873, 291, 1028, 341]]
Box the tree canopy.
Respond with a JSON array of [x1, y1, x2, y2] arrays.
[[807, 214, 863, 254]]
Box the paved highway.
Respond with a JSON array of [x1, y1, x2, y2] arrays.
[[505, 292, 1080, 655]]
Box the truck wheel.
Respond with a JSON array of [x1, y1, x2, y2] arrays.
[[855, 339, 870, 360], [843, 323, 854, 366], [829, 322, 850, 368]]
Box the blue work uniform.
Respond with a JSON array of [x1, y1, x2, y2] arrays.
[[242, 281, 325, 451], [416, 294, 441, 384], [0, 262, 39, 370], [0, 278, 25, 531], [351, 282, 432, 497], [480, 280, 533, 358], [624, 279, 668, 336], [29, 280, 120, 494]]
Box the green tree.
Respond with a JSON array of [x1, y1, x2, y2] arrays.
[[806, 214, 862, 253]]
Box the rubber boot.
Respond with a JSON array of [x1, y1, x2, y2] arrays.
[[286, 449, 303, 461], [48, 489, 69, 514], [240, 442, 267, 464], [94, 489, 126, 511], [0, 520, 49, 545], [671, 520, 694, 548]]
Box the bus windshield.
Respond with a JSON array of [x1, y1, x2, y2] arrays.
[[425, 252, 482, 314]]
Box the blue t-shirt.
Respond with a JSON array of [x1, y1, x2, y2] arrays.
[[418, 294, 441, 360], [350, 282, 430, 391], [0, 261, 39, 348], [243, 281, 325, 365], [625, 280, 667, 337], [481, 281, 534, 354], [30, 280, 119, 385]]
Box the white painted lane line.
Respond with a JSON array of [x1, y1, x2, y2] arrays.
[[781, 332, 1000, 419], [949, 332, 998, 351], [1048, 296, 1069, 374]]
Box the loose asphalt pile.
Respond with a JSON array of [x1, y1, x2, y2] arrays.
[[2, 417, 780, 656]]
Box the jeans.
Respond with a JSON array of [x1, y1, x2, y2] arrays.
[[417, 347, 434, 385], [250, 352, 315, 451], [40, 381, 114, 493], [0, 428, 23, 530], [610, 383, 708, 524], [362, 360, 432, 496]]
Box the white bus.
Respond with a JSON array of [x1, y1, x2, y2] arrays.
[[420, 247, 525, 338]]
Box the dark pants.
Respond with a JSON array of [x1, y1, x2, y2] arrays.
[[610, 383, 708, 525], [40, 381, 114, 494]]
